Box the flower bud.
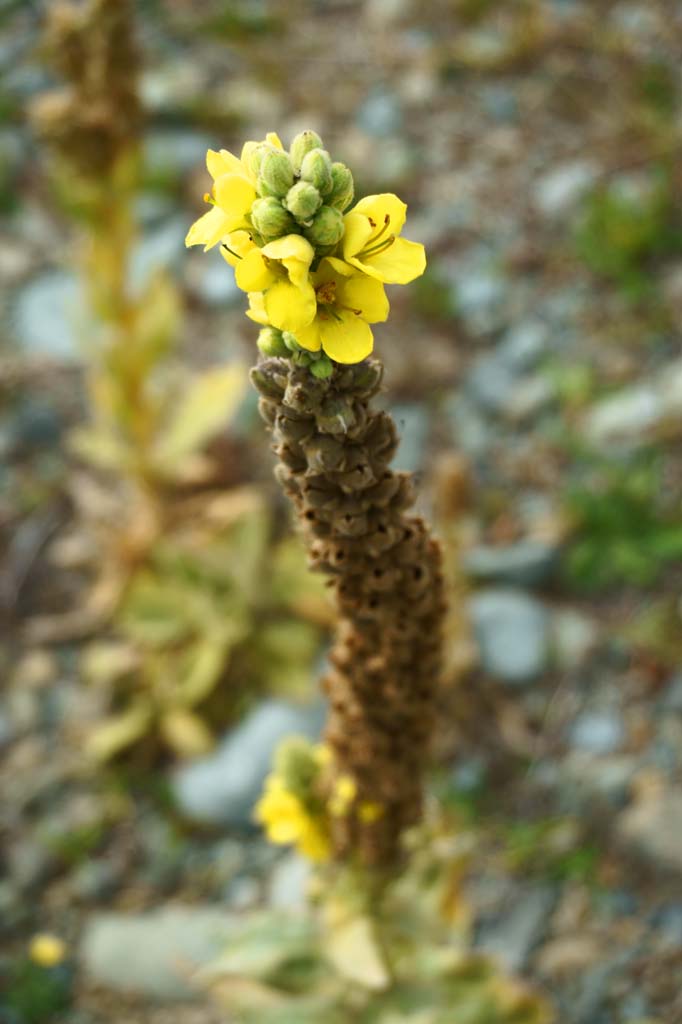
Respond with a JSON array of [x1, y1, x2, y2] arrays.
[[303, 205, 345, 246], [282, 331, 302, 352], [310, 354, 334, 379], [328, 162, 354, 211], [250, 197, 295, 239], [284, 181, 322, 223], [257, 327, 289, 357], [289, 129, 323, 174], [258, 148, 294, 198], [300, 148, 333, 195]]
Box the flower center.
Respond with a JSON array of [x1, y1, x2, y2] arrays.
[[359, 213, 396, 259]]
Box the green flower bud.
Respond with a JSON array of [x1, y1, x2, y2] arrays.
[[300, 148, 333, 195], [289, 130, 323, 174], [284, 181, 322, 223], [282, 331, 302, 352], [258, 148, 294, 198], [310, 354, 334, 379], [303, 205, 345, 246], [250, 197, 295, 239], [257, 327, 289, 357], [328, 162, 354, 211]]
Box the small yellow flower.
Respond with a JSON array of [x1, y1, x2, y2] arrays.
[[254, 773, 330, 862], [342, 193, 426, 285], [29, 934, 67, 968], [280, 256, 389, 364], [329, 774, 357, 816], [238, 234, 317, 333], [185, 133, 283, 251]]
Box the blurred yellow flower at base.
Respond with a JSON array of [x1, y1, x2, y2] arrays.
[[254, 774, 330, 862], [29, 934, 67, 968]]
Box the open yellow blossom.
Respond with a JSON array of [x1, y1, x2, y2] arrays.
[[265, 256, 388, 364], [254, 774, 330, 862], [329, 774, 357, 816], [342, 193, 426, 284], [238, 234, 317, 333], [185, 132, 283, 251]]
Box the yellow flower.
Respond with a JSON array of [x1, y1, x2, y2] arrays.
[[29, 934, 67, 968], [237, 234, 317, 333], [329, 774, 357, 816], [185, 133, 283, 251], [281, 256, 389, 364], [359, 801, 384, 824], [342, 193, 426, 284], [254, 774, 330, 862]]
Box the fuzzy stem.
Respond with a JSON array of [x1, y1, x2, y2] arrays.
[[252, 357, 447, 870]]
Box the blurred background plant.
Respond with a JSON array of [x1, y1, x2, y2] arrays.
[[24, 0, 330, 760]]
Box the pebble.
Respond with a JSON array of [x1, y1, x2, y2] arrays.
[[186, 251, 241, 307], [81, 907, 238, 1000], [618, 791, 682, 871], [144, 129, 213, 179], [267, 852, 312, 911], [570, 711, 625, 755], [390, 402, 430, 474], [585, 357, 682, 447], [11, 271, 82, 361], [172, 699, 326, 827], [465, 353, 517, 415], [476, 883, 556, 971], [128, 216, 188, 293], [498, 319, 549, 371], [534, 160, 598, 216], [469, 588, 550, 684], [551, 609, 598, 670], [356, 88, 403, 137], [464, 541, 558, 588]]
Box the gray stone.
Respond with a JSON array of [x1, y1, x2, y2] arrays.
[[390, 403, 429, 474], [660, 673, 682, 713], [172, 699, 326, 827], [187, 251, 241, 307], [618, 792, 682, 871], [446, 394, 493, 458], [11, 271, 82, 361], [476, 884, 555, 971], [267, 852, 312, 911], [464, 541, 558, 588], [498, 319, 549, 371], [534, 160, 598, 216], [0, 709, 14, 751], [570, 711, 625, 754], [469, 588, 550, 684], [356, 88, 403, 137], [466, 354, 516, 415], [129, 217, 188, 291], [551, 608, 598, 670], [72, 859, 121, 902], [81, 906, 238, 1000], [585, 385, 662, 446], [144, 129, 213, 178]]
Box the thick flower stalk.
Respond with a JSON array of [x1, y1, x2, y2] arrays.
[[188, 130, 444, 869]]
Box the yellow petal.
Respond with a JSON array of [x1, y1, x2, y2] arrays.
[[213, 173, 257, 227], [342, 212, 374, 260], [340, 275, 389, 323], [265, 132, 283, 149], [351, 193, 408, 236], [294, 320, 322, 353], [207, 148, 243, 179], [359, 236, 426, 285], [220, 230, 257, 267], [235, 248, 273, 292], [246, 292, 268, 325], [320, 311, 373, 364], [264, 279, 317, 332], [185, 205, 233, 250], [262, 234, 315, 266]]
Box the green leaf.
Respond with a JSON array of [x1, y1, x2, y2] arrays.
[[153, 363, 246, 468], [85, 699, 153, 761], [160, 708, 214, 756], [324, 913, 391, 992]]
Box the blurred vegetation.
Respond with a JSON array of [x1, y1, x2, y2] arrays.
[[562, 450, 682, 591], [574, 172, 682, 301]]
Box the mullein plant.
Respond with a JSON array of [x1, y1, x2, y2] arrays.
[[188, 131, 553, 1022], [27, 1, 329, 760]]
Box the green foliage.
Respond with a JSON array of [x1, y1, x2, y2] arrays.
[[2, 960, 72, 1023], [574, 174, 682, 299], [203, 908, 553, 1024], [82, 493, 330, 759], [562, 450, 682, 591], [503, 818, 599, 885]]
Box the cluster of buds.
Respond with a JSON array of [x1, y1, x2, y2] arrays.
[[186, 130, 425, 370]]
